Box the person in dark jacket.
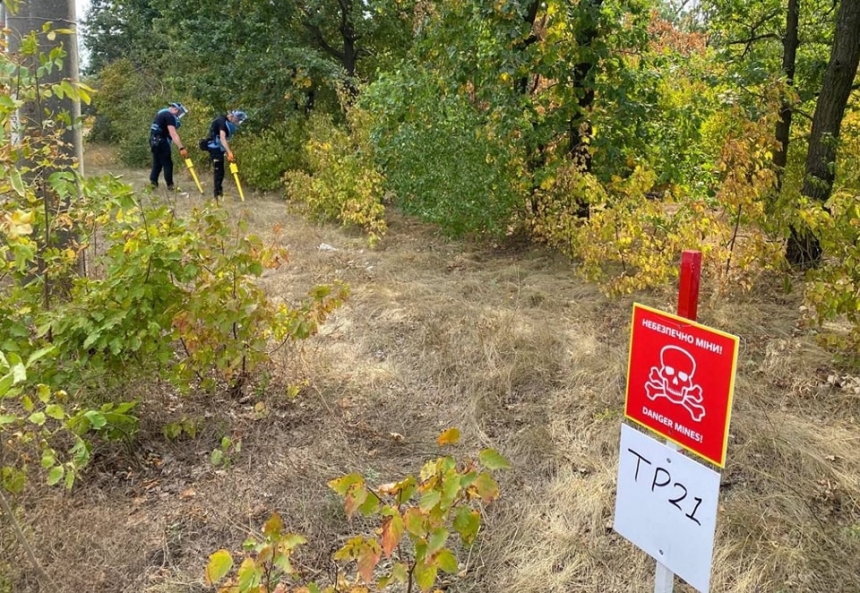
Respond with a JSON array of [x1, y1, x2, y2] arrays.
[[206, 110, 247, 199], [149, 102, 189, 190]]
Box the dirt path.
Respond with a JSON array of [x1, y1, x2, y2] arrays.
[[4, 146, 860, 593]]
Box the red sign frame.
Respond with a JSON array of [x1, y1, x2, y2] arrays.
[[624, 304, 739, 467]]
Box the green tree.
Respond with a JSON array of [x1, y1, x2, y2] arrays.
[[366, 0, 656, 230], [787, 0, 860, 266], [82, 0, 165, 74], [83, 0, 415, 123], [296, 0, 416, 96]]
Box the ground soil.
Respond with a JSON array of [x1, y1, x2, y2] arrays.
[[2, 145, 859, 592]]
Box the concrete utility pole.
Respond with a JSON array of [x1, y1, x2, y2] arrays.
[[7, 0, 84, 174], [7, 0, 86, 287]]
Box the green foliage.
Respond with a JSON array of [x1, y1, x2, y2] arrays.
[[0, 348, 96, 492], [803, 99, 860, 355], [205, 514, 316, 593], [529, 163, 695, 294], [90, 58, 213, 167], [535, 115, 784, 295], [77, 0, 860, 368], [82, 0, 414, 129], [21, 197, 348, 392], [0, 18, 116, 493], [210, 436, 241, 468], [592, 14, 719, 194], [0, 19, 132, 493], [82, 0, 167, 75], [205, 429, 509, 592], [88, 59, 158, 165], [66, 401, 139, 443], [0, 16, 349, 499], [163, 415, 200, 440], [702, 0, 833, 107], [327, 434, 506, 591], [802, 194, 860, 355], [285, 109, 387, 245], [235, 118, 310, 192], [363, 66, 527, 238]]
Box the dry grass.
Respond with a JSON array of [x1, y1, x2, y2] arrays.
[[1, 144, 859, 593]]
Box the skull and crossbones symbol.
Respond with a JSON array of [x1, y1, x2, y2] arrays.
[[644, 345, 706, 422]]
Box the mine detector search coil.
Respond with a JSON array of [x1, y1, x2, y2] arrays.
[[184, 158, 204, 194], [230, 162, 245, 202], [167, 103, 200, 192]]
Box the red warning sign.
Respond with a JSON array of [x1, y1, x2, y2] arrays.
[[625, 304, 739, 467]]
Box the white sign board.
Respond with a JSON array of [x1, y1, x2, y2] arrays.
[[613, 424, 721, 593]]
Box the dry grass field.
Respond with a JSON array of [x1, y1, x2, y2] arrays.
[[2, 144, 859, 593]]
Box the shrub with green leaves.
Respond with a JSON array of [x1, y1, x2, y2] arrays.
[[234, 117, 310, 192], [26, 194, 349, 393], [0, 19, 141, 497], [362, 67, 527, 238], [0, 23, 348, 497], [205, 428, 510, 592], [285, 109, 387, 245], [0, 349, 89, 492], [802, 191, 860, 357]]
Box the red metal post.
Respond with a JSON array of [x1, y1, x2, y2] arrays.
[[676, 250, 702, 322]]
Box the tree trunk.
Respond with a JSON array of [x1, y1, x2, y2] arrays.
[[773, 0, 799, 190], [787, 0, 860, 266], [516, 0, 545, 216], [567, 0, 603, 218], [339, 0, 359, 98], [7, 0, 85, 296], [515, 0, 541, 96]]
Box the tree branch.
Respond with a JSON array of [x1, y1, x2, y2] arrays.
[[302, 20, 343, 62], [0, 488, 59, 591], [727, 33, 781, 46]]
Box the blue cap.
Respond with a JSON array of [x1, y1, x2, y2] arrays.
[[230, 110, 247, 124]]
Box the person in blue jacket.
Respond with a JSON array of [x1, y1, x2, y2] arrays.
[[149, 102, 189, 190], [206, 110, 247, 199]]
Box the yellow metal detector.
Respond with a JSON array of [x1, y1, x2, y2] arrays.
[[184, 158, 204, 194], [229, 161, 246, 201]]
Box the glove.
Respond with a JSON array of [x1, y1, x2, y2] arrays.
[[179, 148, 189, 159], [227, 151, 235, 162]]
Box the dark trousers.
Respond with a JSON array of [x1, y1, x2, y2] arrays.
[[209, 148, 225, 197], [150, 141, 174, 188]]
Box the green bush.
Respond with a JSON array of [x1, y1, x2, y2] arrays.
[[90, 59, 214, 168], [205, 429, 509, 593], [285, 110, 387, 245], [362, 67, 526, 238], [233, 117, 310, 192], [0, 24, 138, 494]]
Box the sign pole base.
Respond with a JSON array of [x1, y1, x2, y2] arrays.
[[655, 562, 674, 593]]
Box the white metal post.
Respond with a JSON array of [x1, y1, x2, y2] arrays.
[[655, 439, 681, 593], [654, 562, 675, 593]]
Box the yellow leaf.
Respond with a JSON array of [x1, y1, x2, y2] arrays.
[[436, 427, 460, 446], [262, 512, 283, 537], [6, 210, 34, 239], [204, 549, 233, 585]]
